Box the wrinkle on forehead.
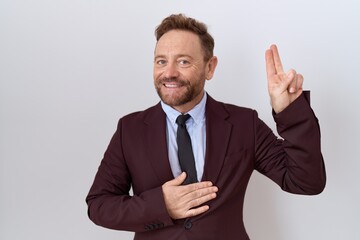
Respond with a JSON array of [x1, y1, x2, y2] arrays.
[[155, 30, 204, 60]]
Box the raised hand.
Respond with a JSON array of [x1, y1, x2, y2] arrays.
[[162, 172, 218, 220], [265, 44, 304, 113]]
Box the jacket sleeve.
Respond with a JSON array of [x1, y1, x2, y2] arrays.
[[254, 91, 326, 194], [85, 118, 174, 232]]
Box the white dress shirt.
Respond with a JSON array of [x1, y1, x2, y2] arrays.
[[160, 93, 207, 181]]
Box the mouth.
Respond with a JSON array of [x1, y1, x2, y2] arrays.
[[163, 83, 182, 88]]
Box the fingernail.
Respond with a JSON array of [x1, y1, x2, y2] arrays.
[[289, 87, 295, 93]]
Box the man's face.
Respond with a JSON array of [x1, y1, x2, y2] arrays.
[[153, 30, 214, 112]]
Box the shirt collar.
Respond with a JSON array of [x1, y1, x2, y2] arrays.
[[161, 92, 207, 125]]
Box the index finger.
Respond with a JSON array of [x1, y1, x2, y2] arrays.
[[186, 181, 214, 192], [270, 44, 284, 73], [265, 48, 276, 78]]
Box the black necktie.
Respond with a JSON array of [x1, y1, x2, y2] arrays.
[[176, 114, 198, 184]]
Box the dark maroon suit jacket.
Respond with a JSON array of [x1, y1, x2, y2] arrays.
[[86, 93, 326, 240]]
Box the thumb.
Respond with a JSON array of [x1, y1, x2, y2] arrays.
[[168, 172, 187, 186]]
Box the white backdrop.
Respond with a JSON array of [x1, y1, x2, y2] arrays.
[[1, 0, 359, 239]]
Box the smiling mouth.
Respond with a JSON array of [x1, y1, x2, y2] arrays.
[[164, 83, 182, 88]]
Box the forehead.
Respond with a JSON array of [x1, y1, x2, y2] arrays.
[[155, 30, 203, 56]]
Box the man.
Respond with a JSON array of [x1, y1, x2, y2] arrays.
[[86, 14, 326, 239]]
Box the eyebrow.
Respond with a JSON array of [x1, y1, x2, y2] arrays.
[[154, 54, 193, 60]]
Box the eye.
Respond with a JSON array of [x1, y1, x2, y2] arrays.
[[156, 59, 167, 65], [178, 59, 190, 65]]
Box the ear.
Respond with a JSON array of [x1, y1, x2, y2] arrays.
[[205, 56, 218, 80]]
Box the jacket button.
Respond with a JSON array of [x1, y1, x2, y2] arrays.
[[156, 223, 164, 229], [184, 219, 192, 230]]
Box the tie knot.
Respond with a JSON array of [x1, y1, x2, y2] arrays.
[[176, 114, 191, 127]]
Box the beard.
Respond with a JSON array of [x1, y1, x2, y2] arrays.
[[155, 77, 204, 107]]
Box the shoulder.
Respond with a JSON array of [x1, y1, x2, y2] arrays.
[[206, 94, 257, 119], [119, 102, 164, 125]]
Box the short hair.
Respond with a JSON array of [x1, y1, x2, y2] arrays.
[[155, 14, 214, 61]]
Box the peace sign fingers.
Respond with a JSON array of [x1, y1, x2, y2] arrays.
[[264, 44, 304, 113], [266, 44, 284, 78]]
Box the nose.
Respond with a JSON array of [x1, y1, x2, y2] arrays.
[[163, 62, 179, 79]]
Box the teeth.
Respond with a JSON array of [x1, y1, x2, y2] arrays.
[[164, 84, 179, 88]]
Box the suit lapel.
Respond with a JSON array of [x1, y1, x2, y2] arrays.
[[142, 97, 232, 185], [143, 103, 174, 183], [202, 95, 232, 184]]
